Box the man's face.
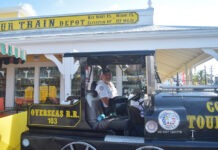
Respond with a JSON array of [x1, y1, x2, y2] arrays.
[[102, 72, 112, 82]]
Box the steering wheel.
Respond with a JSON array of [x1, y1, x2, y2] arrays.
[[128, 93, 141, 102], [65, 96, 80, 104]]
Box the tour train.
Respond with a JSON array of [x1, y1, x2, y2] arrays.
[[21, 50, 218, 150]]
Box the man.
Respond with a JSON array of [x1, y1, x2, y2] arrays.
[[93, 68, 143, 135], [95, 67, 127, 116], [86, 81, 128, 133]]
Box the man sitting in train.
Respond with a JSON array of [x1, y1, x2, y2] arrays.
[[86, 81, 145, 136], [85, 81, 129, 134], [95, 67, 128, 116], [86, 68, 144, 136]]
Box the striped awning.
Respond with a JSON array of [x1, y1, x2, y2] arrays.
[[0, 43, 26, 65]]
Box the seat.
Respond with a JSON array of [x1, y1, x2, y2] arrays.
[[25, 99, 34, 104], [85, 91, 111, 130], [15, 98, 25, 105], [15, 98, 26, 112], [85, 81, 129, 135], [0, 97, 4, 111]]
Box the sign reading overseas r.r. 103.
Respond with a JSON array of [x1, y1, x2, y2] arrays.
[[28, 102, 81, 128]]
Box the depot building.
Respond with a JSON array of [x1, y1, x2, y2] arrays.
[[0, 3, 218, 109]]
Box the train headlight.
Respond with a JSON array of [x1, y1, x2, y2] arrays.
[[22, 138, 30, 147], [145, 120, 158, 133]]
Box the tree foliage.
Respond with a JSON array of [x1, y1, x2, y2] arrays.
[[192, 70, 211, 85]]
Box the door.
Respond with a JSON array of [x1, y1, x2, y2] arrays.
[[0, 68, 6, 110]]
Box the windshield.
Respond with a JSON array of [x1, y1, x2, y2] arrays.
[[85, 64, 146, 97]]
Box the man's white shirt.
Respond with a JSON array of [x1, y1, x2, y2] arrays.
[[95, 80, 118, 107]]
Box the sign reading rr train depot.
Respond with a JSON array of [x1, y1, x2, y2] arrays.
[[0, 12, 138, 32], [28, 102, 81, 128]]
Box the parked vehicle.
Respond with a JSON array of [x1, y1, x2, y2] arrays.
[[21, 50, 218, 150]]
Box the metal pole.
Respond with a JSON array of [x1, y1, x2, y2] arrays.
[[204, 65, 207, 85], [146, 55, 155, 96]]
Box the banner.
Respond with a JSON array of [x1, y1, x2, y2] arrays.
[[0, 12, 138, 32], [28, 102, 81, 128]]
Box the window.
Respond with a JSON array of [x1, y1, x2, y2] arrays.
[[121, 64, 146, 96], [15, 67, 34, 105], [87, 64, 146, 96], [71, 67, 81, 97], [39, 67, 60, 104], [0, 68, 6, 98]]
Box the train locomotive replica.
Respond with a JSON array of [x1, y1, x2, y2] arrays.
[[21, 50, 218, 150]]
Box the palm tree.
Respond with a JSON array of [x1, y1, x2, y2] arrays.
[[192, 70, 211, 85]]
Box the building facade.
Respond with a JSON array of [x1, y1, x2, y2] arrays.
[[0, 6, 218, 108]]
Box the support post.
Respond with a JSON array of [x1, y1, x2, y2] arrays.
[[146, 55, 155, 96], [116, 66, 123, 96], [45, 54, 79, 104]]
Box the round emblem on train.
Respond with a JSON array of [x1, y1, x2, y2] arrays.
[[158, 110, 180, 130]]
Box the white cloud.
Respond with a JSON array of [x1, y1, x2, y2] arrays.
[[153, 0, 218, 26], [103, 4, 121, 11], [19, 3, 37, 16], [56, 0, 64, 5]]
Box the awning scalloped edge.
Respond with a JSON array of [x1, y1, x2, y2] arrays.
[[0, 43, 26, 64]]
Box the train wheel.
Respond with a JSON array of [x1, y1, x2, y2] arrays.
[[61, 141, 97, 150], [136, 145, 164, 150]]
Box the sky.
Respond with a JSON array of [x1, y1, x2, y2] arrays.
[[0, 0, 218, 26]]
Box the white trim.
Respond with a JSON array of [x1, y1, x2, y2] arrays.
[[5, 67, 15, 108], [34, 66, 39, 103]]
